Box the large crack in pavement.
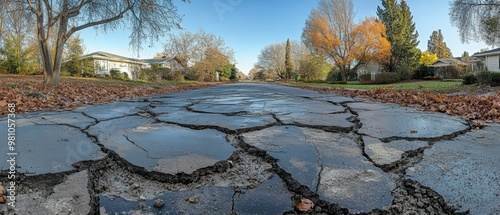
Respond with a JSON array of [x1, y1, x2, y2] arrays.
[[2, 83, 491, 214]]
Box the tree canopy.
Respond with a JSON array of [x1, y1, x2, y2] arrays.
[[303, 0, 390, 83], [1, 0, 186, 85], [427, 29, 453, 58], [377, 0, 420, 79], [450, 0, 500, 47]]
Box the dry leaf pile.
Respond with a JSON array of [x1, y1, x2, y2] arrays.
[[298, 86, 500, 124], [0, 75, 220, 117]]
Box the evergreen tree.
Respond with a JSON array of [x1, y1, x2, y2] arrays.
[[462, 51, 469, 58], [377, 0, 420, 79], [285, 39, 293, 82], [229, 64, 237, 80], [427, 29, 453, 58]]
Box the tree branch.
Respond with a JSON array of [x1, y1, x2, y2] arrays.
[[66, 6, 131, 37]]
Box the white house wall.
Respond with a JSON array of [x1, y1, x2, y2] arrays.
[[485, 55, 500, 72]]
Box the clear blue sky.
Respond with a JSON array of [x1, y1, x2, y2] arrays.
[[80, 0, 491, 75]]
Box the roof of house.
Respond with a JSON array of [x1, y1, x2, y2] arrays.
[[472, 47, 500, 57], [140, 57, 176, 64], [430, 57, 480, 67], [80, 51, 146, 65]]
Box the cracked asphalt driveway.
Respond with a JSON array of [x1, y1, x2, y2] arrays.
[[1, 83, 499, 214]]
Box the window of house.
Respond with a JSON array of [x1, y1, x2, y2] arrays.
[[498, 55, 500, 69], [95, 60, 108, 71]]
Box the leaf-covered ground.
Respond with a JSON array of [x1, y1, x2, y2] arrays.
[[0, 75, 221, 117], [296, 85, 500, 125]]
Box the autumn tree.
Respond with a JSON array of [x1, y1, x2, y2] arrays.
[[420, 51, 438, 66], [303, 0, 391, 83], [427, 30, 453, 58], [299, 54, 331, 81], [450, 0, 500, 47], [1, 0, 186, 85], [377, 0, 421, 79]]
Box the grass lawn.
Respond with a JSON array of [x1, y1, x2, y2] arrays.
[[289, 80, 463, 93]]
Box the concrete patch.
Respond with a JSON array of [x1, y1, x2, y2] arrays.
[[364, 137, 429, 165], [355, 106, 468, 139], [157, 110, 276, 131], [0, 123, 104, 175], [407, 124, 500, 214], [276, 112, 353, 130], [76, 102, 149, 120], [96, 122, 234, 173], [243, 126, 395, 212], [319, 168, 393, 213], [14, 171, 91, 215], [16, 111, 96, 129]]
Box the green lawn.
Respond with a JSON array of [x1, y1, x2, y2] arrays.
[[289, 80, 463, 93]]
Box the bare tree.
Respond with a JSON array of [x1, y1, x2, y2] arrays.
[[1, 0, 186, 85], [256, 43, 286, 79], [450, 0, 500, 47], [163, 29, 234, 81]]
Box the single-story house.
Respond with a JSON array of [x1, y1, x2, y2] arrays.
[[140, 56, 185, 71], [472, 47, 500, 72], [429, 57, 482, 78], [356, 61, 382, 80], [430, 57, 481, 70], [80, 51, 147, 79], [79, 51, 185, 79]]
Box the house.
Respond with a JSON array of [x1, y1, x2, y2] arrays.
[[140, 56, 185, 71], [79, 51, 146, 79], [472, 48, 500, 72], [356, 61, 382, 80], [430, 57, 481, 70]]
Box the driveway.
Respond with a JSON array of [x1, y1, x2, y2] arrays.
[[1, 83, 498, 214]]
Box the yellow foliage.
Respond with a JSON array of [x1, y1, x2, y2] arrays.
[[420, 51, 438, 66]]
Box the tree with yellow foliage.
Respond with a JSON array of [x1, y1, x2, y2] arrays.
[[420, 51, 438, 66], [302, 0, 391, 83]]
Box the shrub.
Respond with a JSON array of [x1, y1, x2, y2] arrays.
[[326, 71, 344, 83], [437, 66, 460, 79], [413, 65, 435, 79], [359, 73, 372, 83], [476, 70, 492, 85], [122, 72, 129, 80], [462, 73, 477, 85], [491, 72, 500, 87], [374, 72, 400, 84], [60, 70, 71, 76], [110, 69, 122, 79]]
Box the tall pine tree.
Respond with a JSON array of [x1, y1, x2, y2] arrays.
[[427, 29, 453, 58], [285, 39, 293, 82], [377, 0, 420, 79]]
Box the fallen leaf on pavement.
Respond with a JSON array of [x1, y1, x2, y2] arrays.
[[296, 198, 314, 212]]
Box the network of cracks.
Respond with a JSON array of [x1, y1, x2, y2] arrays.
[[1, 84, 498, 215]]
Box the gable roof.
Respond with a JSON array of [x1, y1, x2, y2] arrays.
[[80, 51, 146, 65], [140, 57, 176, 64], [472, 47, 500, 57], [430, 57, 479, 67]]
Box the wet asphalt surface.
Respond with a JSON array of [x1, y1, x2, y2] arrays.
[[0, 83, 499, 215]]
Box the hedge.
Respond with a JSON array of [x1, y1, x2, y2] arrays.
[[374, 72, 400, 84]]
